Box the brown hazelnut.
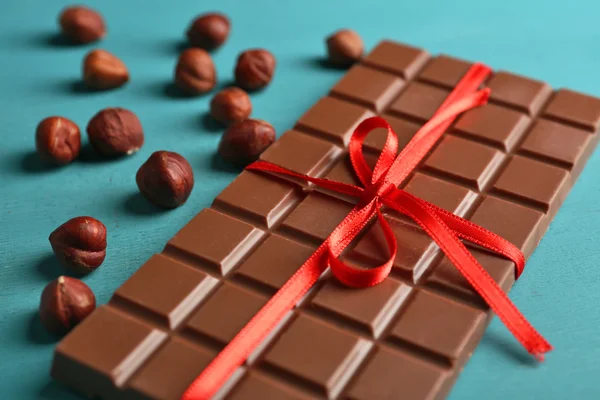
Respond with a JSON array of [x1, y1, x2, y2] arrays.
[[326, 29, 364, 66], [234, 49, 276, 91], [136, 151, 194, 209], [218, 119, 276, 167], [210, 87, 252, 125], [87, 108, 144, 157], [35, 116, 81, 165], [39, 276, 96, 335], [186, 13, 230, 51], [58, 6, 106, 44], [49, 216, 107, 274], [174, 48, 216, 95], [83, 50, 129, 90]]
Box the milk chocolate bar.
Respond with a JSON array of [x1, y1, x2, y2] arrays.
[[51, 40, 600, 400]]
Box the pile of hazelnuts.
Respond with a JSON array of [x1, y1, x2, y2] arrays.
[[38, 5, 364, 336]]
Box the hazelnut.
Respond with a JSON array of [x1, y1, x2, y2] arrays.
[[86, 108, 144, 157], [136, 151, 194, 209], [186, 13, 230, 51], [58, 6, 106, 44], [326, 29, 364, 66], [83, 50, 129, 90], [218, 119, 276, 167], [210, 87, 252, 125], [174, 48, 216, 95], [234, 49, 276, 91], [49, 216, 107, 274], [39, 276, 96, 335], [35, 116, 81, 165]]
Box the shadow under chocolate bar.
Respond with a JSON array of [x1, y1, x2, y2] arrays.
[[51, 40, 600, 400]]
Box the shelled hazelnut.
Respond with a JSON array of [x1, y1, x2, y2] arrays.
[[35, 116, 81, 165], [326, 29, 364, 66], [83, 50, 129, 90], [49, 216, 107, 274], [136, 151, 195, 209], [87, 108, 144, 156], [174, 48, 216, 94], [234, 49, 276, 91], [58, 6, 106, 44], [210, 87, 252, 125], [39, 276, 96, 335], [218, 119, 276, 167], [186, 13, 230, 51]]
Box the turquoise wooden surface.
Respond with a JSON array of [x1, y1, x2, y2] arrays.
[[1, 0, 600, 398]]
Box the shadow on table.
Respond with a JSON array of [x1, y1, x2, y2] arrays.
[[59, 79, 107, 95], [27, 32, 85, 49], [122, 192, 164, 216], [35, 254, 68, 282], [149, 79, 236, 101], [144, 81, 202, 100], [27, 311, 59, 345], [39, 380, 83, 400], [211, 152, 240, 174], [157, 38, 189, 55], [481, 331, 539, 366], [78, 143, 132, 164], [19, 151, 63, 174], [162, 82, 197, 99], [302, 56, 349, 71], [200, 111, 224, 133]]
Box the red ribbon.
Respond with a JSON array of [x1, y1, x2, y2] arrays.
[[182, 63, 552, 400]]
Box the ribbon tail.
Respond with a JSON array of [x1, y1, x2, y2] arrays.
[[182, 203, 377, 399], [420, 196, 525, 278], [383, 191, 553, 359], [181, 246, 328, 400]]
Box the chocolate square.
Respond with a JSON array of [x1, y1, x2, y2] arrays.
[[543, 89, 600, 131], [280, 192, 354, 244], [112, 254, 218, 329], [213, 171, 301, 228], [388, 290, 486, 362], [346, 345, 448, 400], [310, 277, 411, 337], [262, 314, 371, 397], [362, 40, 430, 79], [331, 64, 405, 111], [470, 196, 544, 259], [388, 82, 450, 122], [519, 118, 592, 170], [453, 103, 531, 151], [167, 208, 265, 276], [492, 155, 570, 214], [418, 54, 473, 89], [234, 234, 316, 293], [295, 96, 374, 145], [185, 283, 268, 346], [403, 172, 478, 217], [260, 130, 340, 177], [423, 135, 505, 190], [487, 71, 552, 115]]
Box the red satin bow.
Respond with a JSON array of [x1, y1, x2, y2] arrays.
[[182, 63, 552, 400]]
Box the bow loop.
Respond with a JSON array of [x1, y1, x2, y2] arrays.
[[349, 117, 398, 187], [328, 208, 396, 288]]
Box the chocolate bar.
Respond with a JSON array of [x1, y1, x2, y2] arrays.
[[51, 40, 600, 400]]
